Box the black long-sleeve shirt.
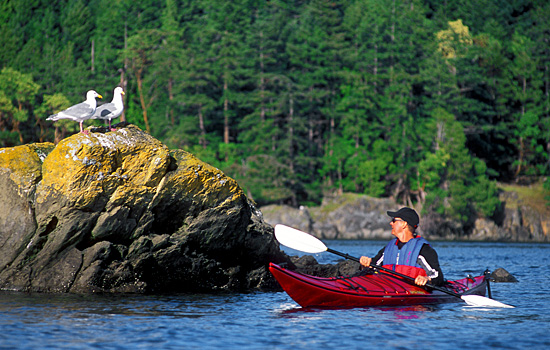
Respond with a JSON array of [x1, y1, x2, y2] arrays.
[[371, 242, 445, 286]]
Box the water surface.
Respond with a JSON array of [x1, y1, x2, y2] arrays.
[[1, 241, 548, 349]]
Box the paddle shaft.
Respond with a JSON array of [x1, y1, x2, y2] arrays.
[[326, 248, 463, 298]]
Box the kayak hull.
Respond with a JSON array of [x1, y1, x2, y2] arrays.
[[269, 262, 487, 308]]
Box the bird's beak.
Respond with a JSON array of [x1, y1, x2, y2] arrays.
[[121, 91, 125, 95], [98, 94, 103, 99]]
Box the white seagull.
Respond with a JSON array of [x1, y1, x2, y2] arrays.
[[92, 86, 125, 130], [47, 90, 102, 133]]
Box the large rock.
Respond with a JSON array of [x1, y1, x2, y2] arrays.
[[0, 125, 289, 293]]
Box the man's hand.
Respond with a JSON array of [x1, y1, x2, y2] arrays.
[[359, 256, 372, 268], [415, 275, 431, 286]]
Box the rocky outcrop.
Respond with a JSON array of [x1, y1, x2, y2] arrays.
[[262, 193, 549, 242], [471, 191, 550, 242], [0, 125, 289, 293], [262, 194, 396, 240]]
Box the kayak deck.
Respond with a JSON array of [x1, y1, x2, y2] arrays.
[[269, 262, 487, 308]]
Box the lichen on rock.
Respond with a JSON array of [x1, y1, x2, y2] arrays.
[[0, 125, 288, 293]]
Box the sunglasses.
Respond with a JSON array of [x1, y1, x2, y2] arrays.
[[391, 218, 405, 223]]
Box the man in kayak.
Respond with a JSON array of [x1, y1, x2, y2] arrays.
[[359, 207, 444, 286]]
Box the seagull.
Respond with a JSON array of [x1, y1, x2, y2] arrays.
[[92, 86, 125, 131], [47, 90, 102, 133]]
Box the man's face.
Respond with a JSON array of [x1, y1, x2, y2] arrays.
[[390, 217, 406, 237]]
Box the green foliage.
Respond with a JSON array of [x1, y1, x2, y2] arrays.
[[37, 93, 71, 118], [1, 0, 550, 230], [415, 107, 500, 221], [0, 67, 40, 144], [228, 154, 296, 206]]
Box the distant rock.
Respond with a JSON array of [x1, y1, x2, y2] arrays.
[[262, 192, 550, 242], [262, 194, 396, 240], [0, 125, 289, 293], [471, 191, 550, 242], [260, 204, 315, 235], [490, 268, 518, 283], [290, 255, 361, 277]]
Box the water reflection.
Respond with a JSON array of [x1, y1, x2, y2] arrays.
[[277, 303, 437, 320]]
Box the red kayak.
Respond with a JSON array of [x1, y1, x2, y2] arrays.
[[269, 262, 488, 308]]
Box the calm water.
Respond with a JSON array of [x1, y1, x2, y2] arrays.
[[1, 241, 549, 350]]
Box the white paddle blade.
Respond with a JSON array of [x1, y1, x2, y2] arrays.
[[461, 295, 515, 308], [274, 224, 328, 254]]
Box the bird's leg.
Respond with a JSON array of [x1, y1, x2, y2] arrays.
[[109, 119, 117, 131], [80, 122, 89, 134]]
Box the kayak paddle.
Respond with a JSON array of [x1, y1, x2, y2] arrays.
[[274, 224, 514, 308]]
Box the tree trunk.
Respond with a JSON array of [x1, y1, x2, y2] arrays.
[[136, 68, 151, 133], [259, 31, 266, 123], [546, 64, 550, 172], [14, 102, 23, 143], [13, 120, 23, 144], [199, 103, 206, 149], [91, 39, 95, 73], [288, 87, 294, 173], [515, 76, 527, 179], [121, 22, 128, 122], [390, 0, 396, 85], [224, 79, 229, 144], [168, 78, 174, 126], [119, 69, 126, 122], [337, 159, 343, 195]]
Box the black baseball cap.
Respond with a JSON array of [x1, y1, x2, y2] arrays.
[[387, 207, 419, 228]]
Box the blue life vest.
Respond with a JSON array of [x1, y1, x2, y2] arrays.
[[382, 237, 429, 269]]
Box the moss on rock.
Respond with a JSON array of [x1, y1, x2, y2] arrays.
[[0, 125, 288, 293]]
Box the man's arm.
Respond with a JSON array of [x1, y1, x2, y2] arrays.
[[372, 247, 385, 266], [359, 247, 385, 269], [417, 244, 445, 286]]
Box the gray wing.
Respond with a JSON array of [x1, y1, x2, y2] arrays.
[[92, 103, 116, 119], [47, 102, 95, 121]]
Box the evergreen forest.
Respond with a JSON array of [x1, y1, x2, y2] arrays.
[[1, 0, 550, 228]]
